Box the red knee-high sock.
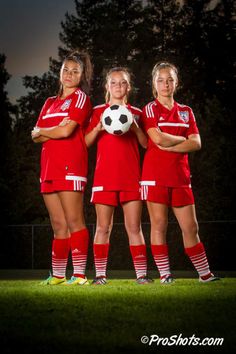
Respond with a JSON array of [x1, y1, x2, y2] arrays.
[[70, 228, 89, 278], [151, 244, 171, 279], [129, 244, 148, 279], [185, 242, 212, 279], [93, 243, 110, 278], [52, 238, 70, 278]]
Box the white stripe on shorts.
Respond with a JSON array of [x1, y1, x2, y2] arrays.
[[65, 175, 87, 191], [140, 181, 156, 200], [91, 186, 104, 202]]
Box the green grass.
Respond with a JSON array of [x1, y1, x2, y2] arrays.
[[0, 278, 235, 354]]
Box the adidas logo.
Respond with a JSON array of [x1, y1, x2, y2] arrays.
[[72, 248, 80, 254], [159, 116, 165, 121]]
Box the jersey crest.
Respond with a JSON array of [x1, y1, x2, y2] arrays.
[[178, 111, 189, 123], [61, 99, 72, 111]]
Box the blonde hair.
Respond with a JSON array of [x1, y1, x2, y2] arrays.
[[152, 61, 178, 98], [59, 49, 93, 96], [104, 67, 132, 103]]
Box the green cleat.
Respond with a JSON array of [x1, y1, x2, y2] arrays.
[[40, 273, 66, 285], [64, 276, 89, 285]]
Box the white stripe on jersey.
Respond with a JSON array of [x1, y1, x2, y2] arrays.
[[92, 186, 104, 192], [42, 113, 68, 120], [75, 91, 86, 109], [145, 102, 156, 118], [93, 104, 107, 110], [158, 122, 189, 128]]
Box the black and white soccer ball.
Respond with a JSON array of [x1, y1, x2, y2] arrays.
[[101, 105, 133, 135]]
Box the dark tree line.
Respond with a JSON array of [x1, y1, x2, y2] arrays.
[[1, 0, 235, 225]]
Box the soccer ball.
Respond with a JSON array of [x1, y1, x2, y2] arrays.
[[101, 105, 133, 135]]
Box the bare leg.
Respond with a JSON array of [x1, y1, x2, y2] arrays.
[[94, 204, 114, 244], [172, 204, 200, 248], [122, 200, 145, 245], [43, 193, 68, 238], [147, 201, 169, 244], [58, 191, 86, 233]]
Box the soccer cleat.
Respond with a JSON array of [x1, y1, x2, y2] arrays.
[[40, 274, 66, 285], [160, 274, 175, 284], [199, 273, 220, 283], [91, 277, 107, 285], [64, 276, 89, 286], [136, 276, 154, 285]]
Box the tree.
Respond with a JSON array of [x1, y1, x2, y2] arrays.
[[10, 0, 235, 223], [0, 54, 16, 224]]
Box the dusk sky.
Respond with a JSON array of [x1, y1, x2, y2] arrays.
[[0, 0, 76, 103], [0, 0, 221, 104]]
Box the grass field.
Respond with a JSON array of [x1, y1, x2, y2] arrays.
[[0, 277, 235, 354]]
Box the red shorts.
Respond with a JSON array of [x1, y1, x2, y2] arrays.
[[91, 189, 141, 206], [41, 179, 86, 193], [141, 184, 194, 207]]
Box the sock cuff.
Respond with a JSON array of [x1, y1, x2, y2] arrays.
[[129, 244, 147, 256], [151, 243, 168, 255], [70, 228, 89, 253], [71, 228, 89, 239], [93, 243, 109, 258], [185, 242, 204, 256], [52, 238, 70, 256]]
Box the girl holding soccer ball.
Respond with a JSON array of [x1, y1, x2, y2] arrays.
[[31, 50, 92, 285], [141, 62, 219, 283], [85, 67, 152, 285]]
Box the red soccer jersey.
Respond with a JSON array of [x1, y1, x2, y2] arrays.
[[141, 99, 199, 187], [86, 103, 142, 191], [36, 88, 92, 183]]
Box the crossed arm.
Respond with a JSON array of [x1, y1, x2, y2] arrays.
[[147, 127, 201, 153], [31, 118, 77, 143]]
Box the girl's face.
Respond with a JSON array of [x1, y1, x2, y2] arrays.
[[106, 71, 130, 102], [154, 68, 178, 99], [60, 60, 82, 89]]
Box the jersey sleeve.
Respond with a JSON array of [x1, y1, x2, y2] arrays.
[[85, 108, 101, 134], [69, 93, 92, 126], [130, 106, 142, 123], [35, 98, 53, 127], [187, 107, 199, 136], [141, 103, 157, 132]]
